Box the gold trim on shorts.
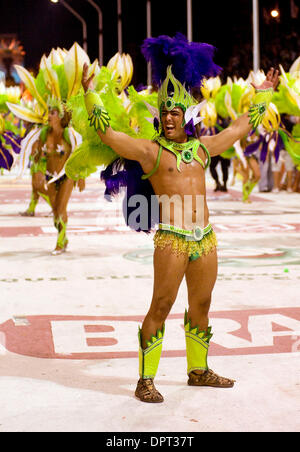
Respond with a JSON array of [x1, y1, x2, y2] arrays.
[[153, 228, 217, 259]]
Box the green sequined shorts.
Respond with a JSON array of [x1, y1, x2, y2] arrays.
[[153, 227, 217, 261]]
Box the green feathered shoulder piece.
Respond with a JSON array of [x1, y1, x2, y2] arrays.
[[127, 86, 157, 139], [215, 78, 254, 121], [65, 66, 139, 181], [65, 93, 117, 181]]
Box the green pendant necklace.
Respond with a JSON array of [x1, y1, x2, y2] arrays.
[[155, 136, 211, 172]]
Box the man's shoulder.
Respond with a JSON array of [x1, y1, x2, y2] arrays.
[[143, 138, 160, 152], [135, 138, 159, 166]]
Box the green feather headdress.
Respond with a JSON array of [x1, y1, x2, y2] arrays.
[[272, 62, 300, 116], [158, 66, 197, 118], [47, 95, 65, 118]]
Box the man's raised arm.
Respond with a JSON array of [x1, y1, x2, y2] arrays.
[[82, 63, 152, 166], [201, 67, 279, 157]]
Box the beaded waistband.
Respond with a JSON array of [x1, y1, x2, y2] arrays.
[[158, 223, 212, 241]]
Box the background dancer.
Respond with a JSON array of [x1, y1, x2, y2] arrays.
[[29, 106, 85, 254], [6, 44, 98, 254]]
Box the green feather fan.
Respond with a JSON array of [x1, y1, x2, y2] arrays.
[[215, 85, 229, 118], [127, 86, 157, 139], [278, 126, 300, 168], [65, 93, 118, 180], [272, 84, 300, 116], [66, 67, 143, 180]]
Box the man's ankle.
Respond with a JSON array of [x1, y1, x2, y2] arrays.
[[190, 369, 206, 375]]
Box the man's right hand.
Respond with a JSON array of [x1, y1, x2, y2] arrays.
[[82, 63, 95, 93]]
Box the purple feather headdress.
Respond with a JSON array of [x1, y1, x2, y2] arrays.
[[141, 33, 221, 89], [141, 34, 221, 137], [2, 131, 22, 155], [0, 131, 21, 170]]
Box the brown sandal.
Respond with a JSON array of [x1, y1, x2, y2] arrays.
[[135, 378, 164, 403], [188, 369, 235, 388]]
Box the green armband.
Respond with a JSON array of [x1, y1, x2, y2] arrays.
[[248, 88, 274, 129], [84, 90, 110, 133]]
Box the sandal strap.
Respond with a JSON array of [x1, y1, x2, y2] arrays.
[[189, 369, 235, 387], [135, 378, 164, 402]]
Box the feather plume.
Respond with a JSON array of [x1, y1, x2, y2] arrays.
[[0, 142, 13, 170], [141, 33, 221, 89], [3, 131, 21, 154], [244, 136, 263, 157]]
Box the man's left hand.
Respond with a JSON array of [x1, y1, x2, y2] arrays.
[[251, 67, 279, 91]]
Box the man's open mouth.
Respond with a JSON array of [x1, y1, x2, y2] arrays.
[[165, 125, 175, 132]]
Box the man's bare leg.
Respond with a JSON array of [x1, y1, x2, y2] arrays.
[[136, 245, 188, 402], [185, 248, 218, 333], [141, 245, 188, 348], [184, 248, 235, 387]]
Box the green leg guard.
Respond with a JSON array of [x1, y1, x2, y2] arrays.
[[38, 191, 52, 208], [242, 180, 257, 202], [54, 216, 68, 249], [26, 193, 39, 214], [247, 180, 257, 197], [138, 325, 165, 380], [184, 310, 213, 375], [242, 180, 251, 202]]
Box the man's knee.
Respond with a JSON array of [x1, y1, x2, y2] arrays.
[[189, 296, 211, 314], [150, 295, 175, 322]]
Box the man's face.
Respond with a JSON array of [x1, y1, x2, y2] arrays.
[[161, 106, 187, 142]]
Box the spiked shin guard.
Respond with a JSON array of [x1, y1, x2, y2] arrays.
[[184, 310, 213, 375], [138, 325, 165, 380]]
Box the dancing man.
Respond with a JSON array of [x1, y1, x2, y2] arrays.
[[78, 34, 278, 402]]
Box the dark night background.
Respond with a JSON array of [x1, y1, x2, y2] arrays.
[[0, 0, 300, 86]]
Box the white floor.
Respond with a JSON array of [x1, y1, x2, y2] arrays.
[[0, 175, 299, 432]]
